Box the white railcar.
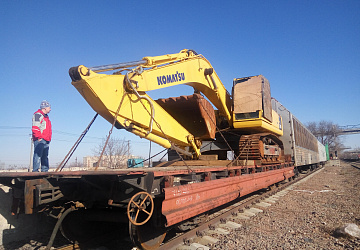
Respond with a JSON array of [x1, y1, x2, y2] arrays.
[[272, 98, 326, 171]]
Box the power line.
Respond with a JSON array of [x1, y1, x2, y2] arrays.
[[0, 126, 29, 130], [0, 126, 104, 140], [0, 126, 150, 143], [0, 127, 150, 144]]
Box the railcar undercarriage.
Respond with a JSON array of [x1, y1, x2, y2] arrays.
[[0, 161, 294, 249]]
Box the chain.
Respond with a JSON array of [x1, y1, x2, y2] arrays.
[[124, 67, 193, 173], [227, 138, 251, 167], [198, 99, 236, 157], [95, 94, 125, 170], [56, 113, 98, 172], [125, 67, 154, 135]]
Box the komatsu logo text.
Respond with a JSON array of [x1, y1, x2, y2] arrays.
[[157, 71, 185, 85]]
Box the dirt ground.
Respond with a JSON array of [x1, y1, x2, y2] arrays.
[[215, 161, 360, 249]]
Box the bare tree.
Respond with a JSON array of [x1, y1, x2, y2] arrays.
[[306, 121, 317, 135], [93, 137, 131, 169], [0, 161, 5, 170], [306, 120, 344, 155], [7, 165, 17, 170], [68, 157, 83, 169]]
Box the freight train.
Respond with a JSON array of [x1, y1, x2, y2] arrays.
[[272, 98, 327, 171], [0, 50, 327, 249]]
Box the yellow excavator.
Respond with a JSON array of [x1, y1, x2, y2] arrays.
[[69, 49, 284, 164]]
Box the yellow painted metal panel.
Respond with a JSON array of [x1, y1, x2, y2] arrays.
[[72, 68, 193, 148], [233, 110, 283, 136], [131, 56, 232, 122]]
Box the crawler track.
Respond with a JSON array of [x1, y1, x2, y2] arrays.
[[237, 134, 283, 165]]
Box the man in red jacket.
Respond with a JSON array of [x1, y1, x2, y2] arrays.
[[32, 100, 52, 172]]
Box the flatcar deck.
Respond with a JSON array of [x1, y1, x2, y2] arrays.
[[0, 160, 291, 178], [0, 161, 294, 250]]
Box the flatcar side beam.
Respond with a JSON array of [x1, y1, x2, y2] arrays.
[[162, 166, 294, 226]]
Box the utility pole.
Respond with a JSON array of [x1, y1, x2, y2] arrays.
[[127, 140, 130, 158], [149, 141, 152, 168], [29, 134, 33, 172]]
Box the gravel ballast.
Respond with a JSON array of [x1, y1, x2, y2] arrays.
[[214, 161, 360, 249]]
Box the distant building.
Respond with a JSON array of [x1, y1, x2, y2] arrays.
[[83, 155, 145, 169]]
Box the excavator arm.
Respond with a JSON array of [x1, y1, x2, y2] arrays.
[[133, 49, 232, 121], [69, 50, 231, 158]]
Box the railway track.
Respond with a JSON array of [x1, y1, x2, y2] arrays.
[[351, 162, 360, 170], [54, 165, 323, 250]]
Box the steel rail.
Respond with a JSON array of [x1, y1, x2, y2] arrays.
[[351, 163, 360, 170]]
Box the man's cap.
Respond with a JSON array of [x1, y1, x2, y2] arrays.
[[40, 100, 51, 109]]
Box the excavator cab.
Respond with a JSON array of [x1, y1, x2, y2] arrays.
[[232, 75, 283, 136], [227, 75, 285, 163]]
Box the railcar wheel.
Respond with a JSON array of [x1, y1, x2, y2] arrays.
[[128, 194, 167, 250], [60, 209, 120, 244], [129, 219, 167, 250], [127, 191, 154, 226], [60, 210, 94, 243]]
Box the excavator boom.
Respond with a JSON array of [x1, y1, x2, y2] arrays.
[[69, 50, 232, 158], [69, 49, 283, 159]]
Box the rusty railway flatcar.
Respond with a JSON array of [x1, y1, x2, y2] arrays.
[[0, 161, 294, 249]]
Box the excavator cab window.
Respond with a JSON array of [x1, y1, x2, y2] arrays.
[[234, 111, 260, 120]]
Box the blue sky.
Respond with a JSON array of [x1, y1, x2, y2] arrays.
[[1, 1, 359, 168]]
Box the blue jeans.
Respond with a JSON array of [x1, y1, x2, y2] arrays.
[[32, 139, 50, 172]]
